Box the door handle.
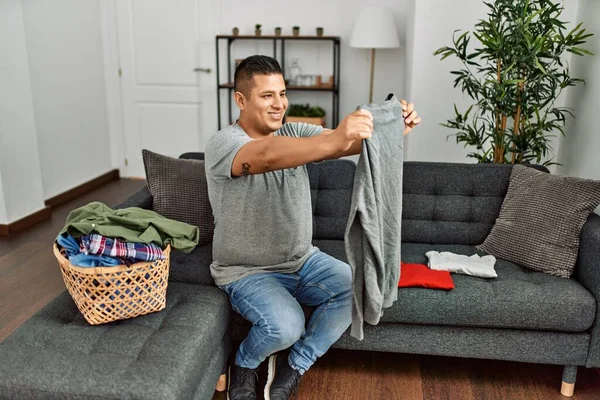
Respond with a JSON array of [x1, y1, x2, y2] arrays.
[[194, 67, 212, 73]]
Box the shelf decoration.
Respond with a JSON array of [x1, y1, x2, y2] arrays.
[[286, 103, 326, 127]]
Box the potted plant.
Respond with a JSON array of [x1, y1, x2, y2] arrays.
[[286, 103, 326, 127], [292, 26, 300, 36], [255, 24, 262, 36], [232, 27, 239, 36], [434, 0, 593, 165], [274, 26, 282, 36], [316, 27, 324, 37]]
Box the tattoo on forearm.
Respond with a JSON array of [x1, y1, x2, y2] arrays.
[[241, 162, 251, 175]]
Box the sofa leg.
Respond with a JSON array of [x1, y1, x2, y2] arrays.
[[216, 373, 227, 392], [560, 365, 578, 397]]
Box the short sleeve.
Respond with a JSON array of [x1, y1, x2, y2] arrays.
[[278, 122, 324, 138], [205, 125, 253, 180]]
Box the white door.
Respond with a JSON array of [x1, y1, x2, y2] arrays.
[[116, 0, 217, 177]]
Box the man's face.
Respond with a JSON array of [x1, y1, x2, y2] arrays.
[[242, 73, 288, 134]]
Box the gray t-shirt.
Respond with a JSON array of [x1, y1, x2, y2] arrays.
[[205, 122, 324, 286]]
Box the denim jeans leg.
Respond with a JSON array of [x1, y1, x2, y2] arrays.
[[221, 272, 305, 369], [288, 251, 353, 374]]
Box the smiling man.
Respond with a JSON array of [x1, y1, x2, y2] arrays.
[[205, 55, 420, 400]]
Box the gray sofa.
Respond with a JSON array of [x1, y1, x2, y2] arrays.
[[1, 153, 599, 399]]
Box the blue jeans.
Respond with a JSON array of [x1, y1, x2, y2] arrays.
[[219, 250, 352, 374]]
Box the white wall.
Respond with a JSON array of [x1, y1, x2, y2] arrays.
[[21, 0, 114, 200], [557, 0, 600, 211], [0, 0, 46, 224], [405, 0, 579, 168]]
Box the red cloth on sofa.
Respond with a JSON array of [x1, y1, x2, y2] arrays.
[[398, 262, 454, 290]]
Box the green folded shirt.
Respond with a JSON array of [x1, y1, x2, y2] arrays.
[[59, 201, 200, 253]]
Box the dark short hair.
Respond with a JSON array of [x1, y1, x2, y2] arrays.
[[234, 55, 283, 97]]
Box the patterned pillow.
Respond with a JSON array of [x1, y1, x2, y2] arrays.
[[142, 149, 214, 245], [477, 164, 600, 278]]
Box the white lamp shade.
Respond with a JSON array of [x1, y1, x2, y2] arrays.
[[349, 6, 400, 49]]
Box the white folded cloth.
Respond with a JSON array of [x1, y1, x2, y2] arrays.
[[425, 251, 497, 278]]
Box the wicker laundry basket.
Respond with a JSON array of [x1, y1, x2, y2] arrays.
[[53, 243, 171, 325]]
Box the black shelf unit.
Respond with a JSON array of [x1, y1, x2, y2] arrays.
[[215, 35, 341, 130]]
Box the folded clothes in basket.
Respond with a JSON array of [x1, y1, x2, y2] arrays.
[[59, 201, 199, 253], [80, 234, 165, 262], [56, 233, 135, 267]]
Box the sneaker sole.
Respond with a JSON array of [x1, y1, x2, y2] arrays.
[[264, 354, 277, 400]]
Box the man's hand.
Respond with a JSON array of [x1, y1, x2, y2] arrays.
[[401, 100, 421, 135], [328, 109, 374, 153]]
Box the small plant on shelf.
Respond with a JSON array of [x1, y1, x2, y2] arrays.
[[232, 27, 239, 36], [292, 26, 300, 36], [286, 103, 326, 127], [316, 27, 324, 37], [255, 24, 262, 36], [275, 27, 282, 36]]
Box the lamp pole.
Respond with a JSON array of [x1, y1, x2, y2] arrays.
[[369, 48, 376, 103]]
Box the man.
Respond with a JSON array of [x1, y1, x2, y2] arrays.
[[205, 55, 420, 400]]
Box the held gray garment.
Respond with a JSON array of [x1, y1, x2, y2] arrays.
[[205, 122, 323, 286], [344, 95, 404, 340]]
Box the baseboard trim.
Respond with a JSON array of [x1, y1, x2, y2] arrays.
[[45, 169, 120, 208], [0, 169, 120, 237], [0, 206, 52, 236]]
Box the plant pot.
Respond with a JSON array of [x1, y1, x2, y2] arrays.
[[255, 29, 262, 36], [286, 116, 325, 127], [275, 28, 281, 36], [293, 28, 300, 37], [316, 27, 324, 37], [232, 27, 239, 36]]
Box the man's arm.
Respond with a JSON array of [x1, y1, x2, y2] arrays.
[[318, 129, 362, 160], [231, 109, 373, 177]]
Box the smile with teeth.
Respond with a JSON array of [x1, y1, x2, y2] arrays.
[[269, 112, 282, 119]]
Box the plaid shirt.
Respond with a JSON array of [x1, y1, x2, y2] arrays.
[[80, 234, 165, 262]]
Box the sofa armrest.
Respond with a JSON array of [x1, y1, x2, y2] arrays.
[[574, 213, 600, 367], [113, 185, 153, 210]]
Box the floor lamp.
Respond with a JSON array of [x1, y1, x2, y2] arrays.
[[349, 6, 400, 103]]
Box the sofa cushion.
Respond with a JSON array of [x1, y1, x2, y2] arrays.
[[143, 149, 214, 245], [228, 241, 595, 340], [477, 165, 600, 278], [379, 243, 596, 332], [169, 243, 215, 286], [0, 283, 230, 400], [402, 162, 547, 245]]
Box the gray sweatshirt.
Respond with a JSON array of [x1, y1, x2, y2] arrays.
[[344, 94, 404, 340]]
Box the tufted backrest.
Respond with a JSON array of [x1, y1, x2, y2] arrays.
[[307, 160, 356, 240], [307, 160, 548, 245], [402, 162, 547, 244]]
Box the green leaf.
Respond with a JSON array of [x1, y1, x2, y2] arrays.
[[534, 58, 547, 73], [571, 47, 593, 56]]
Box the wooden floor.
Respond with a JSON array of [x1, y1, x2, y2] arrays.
[[1, 178, 599, 399], [212, 347, 600, 400]]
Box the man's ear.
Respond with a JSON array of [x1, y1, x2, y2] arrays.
[[234, 91, 246, 110]]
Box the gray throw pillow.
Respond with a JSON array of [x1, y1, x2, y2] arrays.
[[142, 149, 214, 245], [477, 164, 600, 278]]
